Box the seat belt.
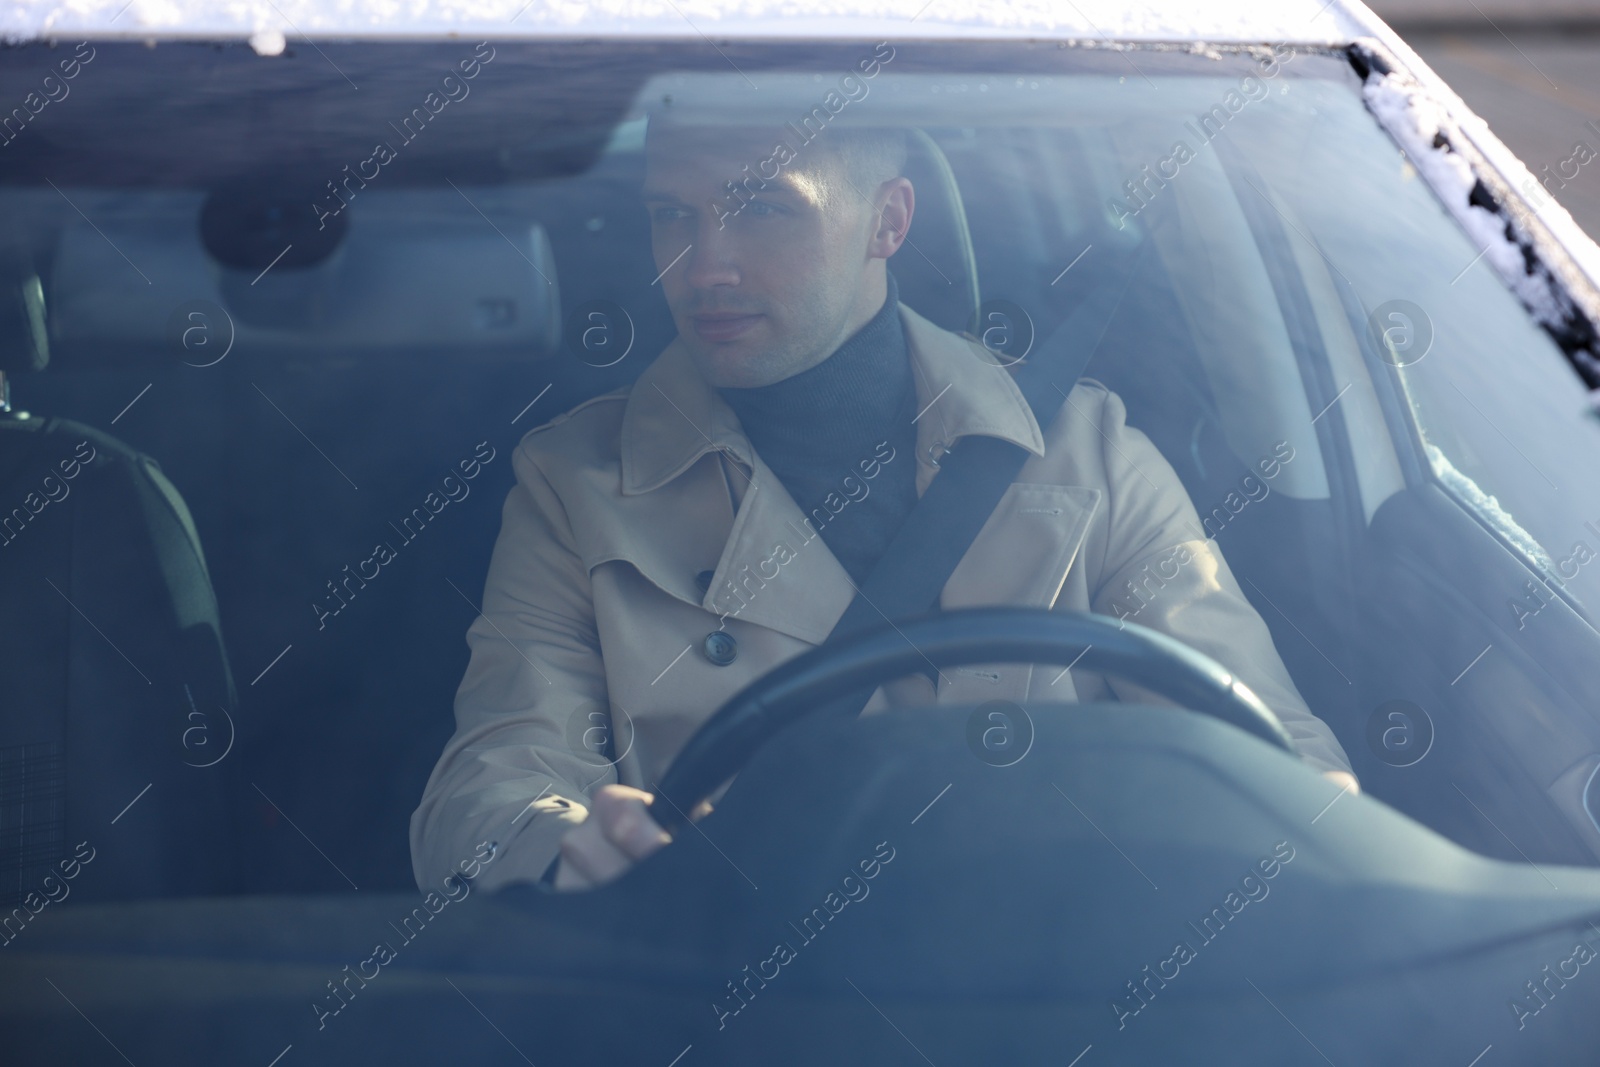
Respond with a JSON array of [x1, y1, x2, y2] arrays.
[[815, 243, 1148, 720]]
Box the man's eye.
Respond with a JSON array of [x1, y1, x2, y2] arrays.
[[651, 206, 690, 223], [746, 200, 781, 218]]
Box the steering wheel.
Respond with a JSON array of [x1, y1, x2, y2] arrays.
[[648, 607, 1295, 833]]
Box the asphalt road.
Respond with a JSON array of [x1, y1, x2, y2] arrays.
[[1401, 27, 1600, 242]]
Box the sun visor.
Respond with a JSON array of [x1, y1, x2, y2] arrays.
[[47, 188, 560, 366]]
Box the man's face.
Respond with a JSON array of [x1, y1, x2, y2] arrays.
[[643, 122, 904, 389]]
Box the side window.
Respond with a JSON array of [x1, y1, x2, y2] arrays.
[[1392, 262, 1600, 617], [1219, 76, 1600, 617]]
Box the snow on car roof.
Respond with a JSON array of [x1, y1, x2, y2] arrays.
[[3, 0, 1370, 44]]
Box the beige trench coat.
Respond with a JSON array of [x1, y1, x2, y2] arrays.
[[410, 305, 1352, 891]]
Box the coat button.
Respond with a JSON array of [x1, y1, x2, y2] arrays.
[[695, 570, 715, 594], [702, 630, 738, 666]]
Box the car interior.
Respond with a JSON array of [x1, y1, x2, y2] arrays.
[[1, 40, 1600, 912]]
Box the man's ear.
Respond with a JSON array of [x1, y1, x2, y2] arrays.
[[867, 177, 914, 260]]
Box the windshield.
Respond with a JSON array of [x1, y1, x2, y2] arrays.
[[4, 36, 1600, 1066]]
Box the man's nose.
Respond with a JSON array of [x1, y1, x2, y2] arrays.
[[681, 210, 741, 289]]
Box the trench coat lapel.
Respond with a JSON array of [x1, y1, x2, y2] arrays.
[[702, 457, 856, 644], [620, 338, 857, 645]]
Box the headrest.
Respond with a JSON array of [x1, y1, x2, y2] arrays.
[[894, 128, 981, 335]]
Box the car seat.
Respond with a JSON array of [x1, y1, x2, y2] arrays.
[[0, 348, 242, 905]]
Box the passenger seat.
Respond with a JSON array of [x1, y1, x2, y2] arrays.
[[0, 379, 242, 906]]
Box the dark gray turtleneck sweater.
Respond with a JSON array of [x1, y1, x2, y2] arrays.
[[718, 272, 919, 584]]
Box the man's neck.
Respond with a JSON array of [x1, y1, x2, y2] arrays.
[[717, 270, 908, 462], [826, 268, 889, 363]]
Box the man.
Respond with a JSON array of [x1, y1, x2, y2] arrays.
[[410, 116, 1357, 894]]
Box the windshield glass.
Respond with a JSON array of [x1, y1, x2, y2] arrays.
[[4, 36, 1600, 1066]]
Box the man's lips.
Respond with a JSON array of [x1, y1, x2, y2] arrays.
[[691, 312, 762, 343]]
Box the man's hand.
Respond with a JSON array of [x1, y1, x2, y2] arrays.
[[553, 784, 672, 891], [1322, 769, 1360, 796]]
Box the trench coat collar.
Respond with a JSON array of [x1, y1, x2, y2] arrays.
[[620, 304, 1046, 496]]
